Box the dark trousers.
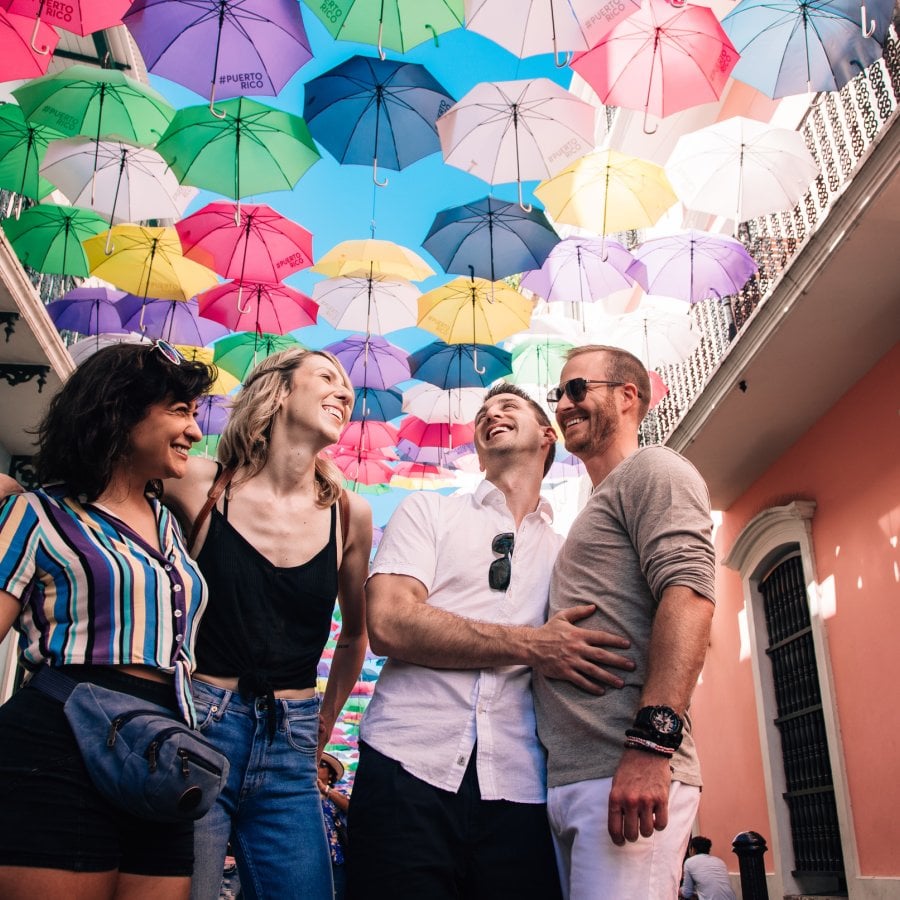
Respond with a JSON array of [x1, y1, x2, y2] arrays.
[[346, 741, 562, 900]]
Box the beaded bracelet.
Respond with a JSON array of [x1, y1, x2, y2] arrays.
[[623, 735, 675, 758]]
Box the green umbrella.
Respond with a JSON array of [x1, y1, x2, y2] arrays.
[[212, 331, 302, 381], [1, 204, 107, 276], [510, 336, 575, 389], [301, 0, 463, 57], [156, 98, 320, 203], [12, 64, 174, 148], [0, 104, 62, 211]]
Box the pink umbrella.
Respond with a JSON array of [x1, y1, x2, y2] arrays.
[[0, 8, 58, 78], [176, 201, 314, 282], [337, 420, 400, 452], [198, 281, 318, 334], [331, 452, 394, 487], [570, 0, 739, 133], [6, 0, 131, 40], [397, 416, 474, 450]]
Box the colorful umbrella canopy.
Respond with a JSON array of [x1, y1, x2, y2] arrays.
[[510, 336, 574, 388], [338, 420, 400, 451], [124, 0, 312, 108], [633, 230, 758, 303], [40, 138, 197, 226], [176, 201, 313, 283], [401, 383, 484, 424], [534, 149, 677, 238], [350, 387, 403, 422], [155, 98, 320, 201], [44, 286, 128, 335], [408, 340, 512, 388], [464, 0, 640, 61], [325, 334, 411, 390], [423, 196, 559, 282], [198, 281, 318, 335], [437, 77, 599, 209], [174, 345, 241, 394], [300, 0, 464, 57], [0, 8, 58, 79], [212, 331, 302, 380], [397, 415, 474, 449], [665, 116, 819, 223], [6, 0, 131, 37], [313, 239, 434, 281], [13, 64, 175, 146], [195, 394, 231, 436], [314, 275, 419, 335], [390, 461, 456, 490], [332, 452, 394, 488], [722, 0, 891, 99], [83, 225, 218, 301], [0, 104, 61, 205], [546, 449, 586, 482], [570, 0, 739, 131], [2, 204, 107, 275], [117, 295, 230, 344], [417, 277, 533, 346], [304, 55, 455, 185]]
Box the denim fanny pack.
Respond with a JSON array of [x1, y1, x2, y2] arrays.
[[31, 666, 229, 822]]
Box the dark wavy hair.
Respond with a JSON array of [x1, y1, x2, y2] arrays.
[[35, 343, 216, 500]]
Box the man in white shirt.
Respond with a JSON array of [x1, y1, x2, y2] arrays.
[[681, 836, 737, 900], [346, 383, 635, 900]]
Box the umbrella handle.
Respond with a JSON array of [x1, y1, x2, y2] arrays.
[[668, 0, 686, 6], [426, 24, 440, 48], [373, 158, 389, 187], [103, 231, 115, 256], [236, 283, 252, 315], [30, 17, 50, 55], [861, 4, 876, 36], [517, 181, 532, 213], [554, 49, 573, 69], [642, 107, 658, 136], [377, 21, 386, 60], [208, 82, 227, 120], [472, 348, 486, 375]]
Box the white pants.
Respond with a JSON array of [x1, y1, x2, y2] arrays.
[[547, 777, 700, 900]]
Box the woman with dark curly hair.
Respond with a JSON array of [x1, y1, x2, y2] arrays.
[[0, 341, 216, 900]]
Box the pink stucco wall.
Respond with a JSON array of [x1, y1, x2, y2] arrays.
[[691, 342, 900, 877]]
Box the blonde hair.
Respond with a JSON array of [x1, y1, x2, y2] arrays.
[[217, 348, 353, 508]]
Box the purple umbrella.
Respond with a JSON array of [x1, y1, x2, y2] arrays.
[[196, 394, 231, 436], [118, 295, 230, 345], [395, 440, 476, 468], [633, 230, 758, 304], [325, 334, 410, 391], [123, 0, 312, 114], [45, 286, 128, 335]]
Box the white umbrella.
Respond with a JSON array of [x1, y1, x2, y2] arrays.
[[665, 116, 818, 223], [401, 383, 485, 424], [437, 78, 599, 209], [464, 0, 640, 64], [40, 137, 197, 227], [313, 274, 420, 334]]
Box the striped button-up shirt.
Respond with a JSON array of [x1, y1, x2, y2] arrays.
[[0, 489, 208, 723]]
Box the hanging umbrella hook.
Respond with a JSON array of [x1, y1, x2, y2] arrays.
[[373, 158, 389, 187], [669, 0, 687, 7], [554, 49, 573, 69], [377, 20, 386, 60], [517, 181, 533, 213], [642, 107, 658, 135], [103, 231, 115, 256], [235, 283, 253, 315], [860, 4, 876, 37], [30, 17, 50, 55], [208, 83, 227, 119], [472, 348, 486, 375]]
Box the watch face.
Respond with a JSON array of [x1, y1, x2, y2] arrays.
[[649, 707, 681, 735]]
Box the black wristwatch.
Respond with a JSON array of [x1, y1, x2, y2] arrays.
[[630, 705, 684, 750]]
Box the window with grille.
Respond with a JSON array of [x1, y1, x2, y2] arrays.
[[760, 553, 846, 890]]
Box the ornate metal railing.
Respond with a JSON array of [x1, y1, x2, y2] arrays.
[[641, 24, 900, 446]]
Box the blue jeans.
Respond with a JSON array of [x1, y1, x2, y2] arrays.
[[190, 680, 333, 900]]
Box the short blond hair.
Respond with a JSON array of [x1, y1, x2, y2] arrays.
[[565, 345, 651, 421]]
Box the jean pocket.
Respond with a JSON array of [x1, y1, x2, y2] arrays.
[[283, 707, 319, 754]]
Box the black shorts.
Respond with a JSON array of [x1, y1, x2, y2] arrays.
[[0, 665, 194, 876]]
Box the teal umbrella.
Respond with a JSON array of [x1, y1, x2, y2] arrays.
[[0, 104, 62, 212], [510, 336, 574, 388]]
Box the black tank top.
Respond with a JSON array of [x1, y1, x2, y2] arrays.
[[194, 488, 339, 703]]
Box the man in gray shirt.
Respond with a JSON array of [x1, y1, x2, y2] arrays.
[[534, 345, 716, 899]]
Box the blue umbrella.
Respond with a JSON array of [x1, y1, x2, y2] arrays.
[[303, 55, 454, 186], [408, 341, 511, 389], [423, 196, 560, 281], [722, 0, 891, 98], [351, 387, 404, 422]]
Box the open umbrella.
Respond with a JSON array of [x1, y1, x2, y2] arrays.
[[83, 225, 218, 301], [40, 138, 197, 228], [198, 281, 318, 334], [2, 204, 107, 275], [0, 104, 61, 211], [0, 8, 58, 79], [195, 394, 231, 436], [124, 0, 312, 114], [665, 116, 819, 223], [634, 230, 758, 303], [155, 97, 320, 202], [117, 295, 230, 345], [350, 387, 403, 422], [325, 334, 410, 390], [176, 201, 314, 283], [570, 0, 739, 133], [300, 0, 464, 58], [212, 331, 302, 381], [337, 420, 400, 452], [6, 0, 131, 41], [304, 55, 454, 186], [408, 340, 511, 389], [510, 335, 574, 388], [174, 345, 241, 395], [397, 416, 474, 450], [313, 239, 434, 281], [395, 439, 476, 467], [423, 196, 559, 282], [44, 286, 128, 335], [314, 275, 419, 335], [13, 64, 175, 147], [437, 77, 599, 209], [401, 383, 484, 424], [391, 461, 457, 490], [332, 451, 394, 488]]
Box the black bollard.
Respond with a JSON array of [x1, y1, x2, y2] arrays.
[[732, 831, 769, 900]]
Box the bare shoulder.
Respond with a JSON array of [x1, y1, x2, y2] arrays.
[[163, 456, 220, 522], [0, 474, 24, 499]]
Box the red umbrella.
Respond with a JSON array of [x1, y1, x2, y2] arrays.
[[570, 0, 739, 133], [198, 281, 318, 334], [397, 416, 474, 449], [0, 7, 58, 78], [176, 201, 314, 282]]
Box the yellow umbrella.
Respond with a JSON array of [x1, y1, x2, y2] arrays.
[[312, 238, 434, 281], [534, 149, 677, 237], [418, 276, 533, 348], [83, 225, 218, 301], [174, 345, 241, 395]]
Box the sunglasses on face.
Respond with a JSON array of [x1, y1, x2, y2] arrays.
[[546, 378, 626, 409], [151, 338, 186, 366], [489, 532, 515, 591]]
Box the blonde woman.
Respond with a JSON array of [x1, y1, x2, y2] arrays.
[[163, 349, 372, 900]]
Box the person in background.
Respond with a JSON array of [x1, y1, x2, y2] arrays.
[[318, 752, 350, 900], [681, 836, 737, 900], [0, 341, 215, 900]]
